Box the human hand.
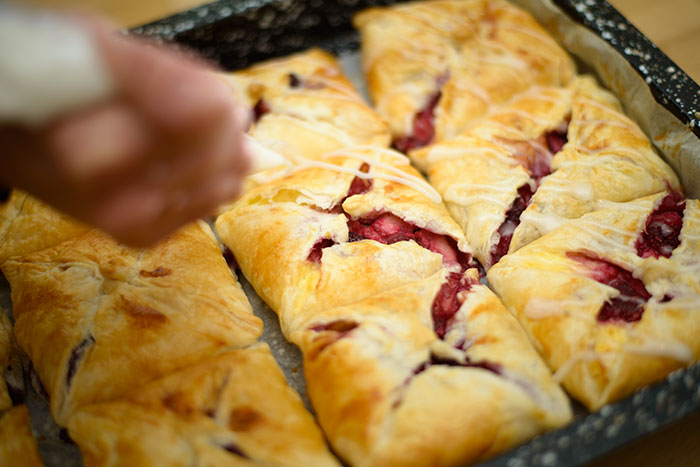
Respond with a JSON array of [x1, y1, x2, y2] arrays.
[[0, 14, 250, 246]]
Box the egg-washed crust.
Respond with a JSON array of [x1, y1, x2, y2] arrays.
[[68, 343, 339, 467], [353, 0, 575, 149], [413, 76, 680, 269], [1, 221, 262, 426], [487, 193, 700, 410], [216, 147, 571, 466], [0, 190, 88, 264], [220, 48, 390, 162], [0, 311, 12, 412], [0, 405, 44, 467]]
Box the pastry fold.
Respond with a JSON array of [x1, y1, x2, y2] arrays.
[[413, 76, 680, 269], [68, 343, 339, 467], [221, 48, 390, 162], [488, 192, 700, 410], [0, 405, 44, 467], [0, 190, 87, 264], [2, 221, 262, 425], [216, 147, 571, 466], [354, 0, 574, 150]]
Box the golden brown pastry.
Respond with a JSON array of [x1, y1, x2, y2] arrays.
[[413, 76, 680, 269], [488, 191, 700, 410], [216, 147, 571, 466], [0, 190, 87, 264], [354, 0, 574, 151], [69, 343, 339, 467], [2, 221, 262, 426], [0, 311, 12, 412], [0, 405, 44, 467], [220, 48, 390, 162]]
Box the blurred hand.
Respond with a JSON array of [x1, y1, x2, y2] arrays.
[[0, 15, 250, 246]]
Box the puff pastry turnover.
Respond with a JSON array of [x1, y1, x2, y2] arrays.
[[488, 191, 700, 410], [1, 221, 262, 426], [69, 343, 339, 467], [413, 76, 680, 269], [0, 405, 44, 467], [216, 147, 571, 466], [221, 48, 390, 162], [354, 0, 574, 151], [0, 190, 87, 264]]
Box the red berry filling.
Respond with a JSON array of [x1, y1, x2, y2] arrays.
[[310, 320, 359, 335], [66, 335, 95, 389], [221, 443, 248, 458], [490, 182, 535, 265], [347, 214, 468, 268], [306, 165, 475, 273], [288, 72, 324, 90], [413, 353, 502, 376], [489, 123, 569, 266], [393, 91, 442, 153], [252, 99, 270, 123], [431, 272, 478, 338], [568, 252, 651, 323], [635, 191, 686, 259]]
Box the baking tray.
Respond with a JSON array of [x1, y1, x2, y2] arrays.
[[3, 1, 698, 466], [130, 2, 700, 464]]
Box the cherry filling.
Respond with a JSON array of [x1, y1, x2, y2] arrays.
[[490, 183, 535, 265], [221, 443, 248, 458], [288, 73, 302, 88], [307, 239, 335, 263], [288, 73, 324, 90], [489, 123, 569, 266], [431, 272, 478, 338], [252, 99, 270, 123], [222, 246, 238, 269], [568, 252, 651, 323], [413, 353, 502, 376], [635, 191, 686, 259], [305, 165, 474, 272], [347, 214, 469, 268], [310, 320, 359, 334], [393, 91, 442, 153], [66, 335, 95, 388]]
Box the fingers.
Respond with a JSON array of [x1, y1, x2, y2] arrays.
[[47, 102, 148, 183]]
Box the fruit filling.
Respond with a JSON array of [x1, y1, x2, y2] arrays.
[[393, 91, 442, 153], [413, 353, 502, 376], [568, 252, 651, 323], [490, 182, 535, 265], [252, 99, 270, 123], [66, 335, 95, 388], [306, 166, 474, 272], [288, 73, 324, 89], [489, 122, 569, 266], [310, 320, 359, 335], [431, 272, 478, 339], [221, 443, 248, 458], [635, 191, 686, 259]]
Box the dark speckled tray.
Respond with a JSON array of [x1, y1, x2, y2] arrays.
[[127, 1, 700, 466]]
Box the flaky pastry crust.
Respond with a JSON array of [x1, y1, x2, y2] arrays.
[[217, 146, 571, 466], [0, 405, 44, 467], [0, 191, 87, 264], [354, 0, 574, 149], [488, 192, 700, 410], [220, 48, 390, 162], [69, 343, 339, 467], [413, 76, 680, 269], [2, 221, 262, 425]]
